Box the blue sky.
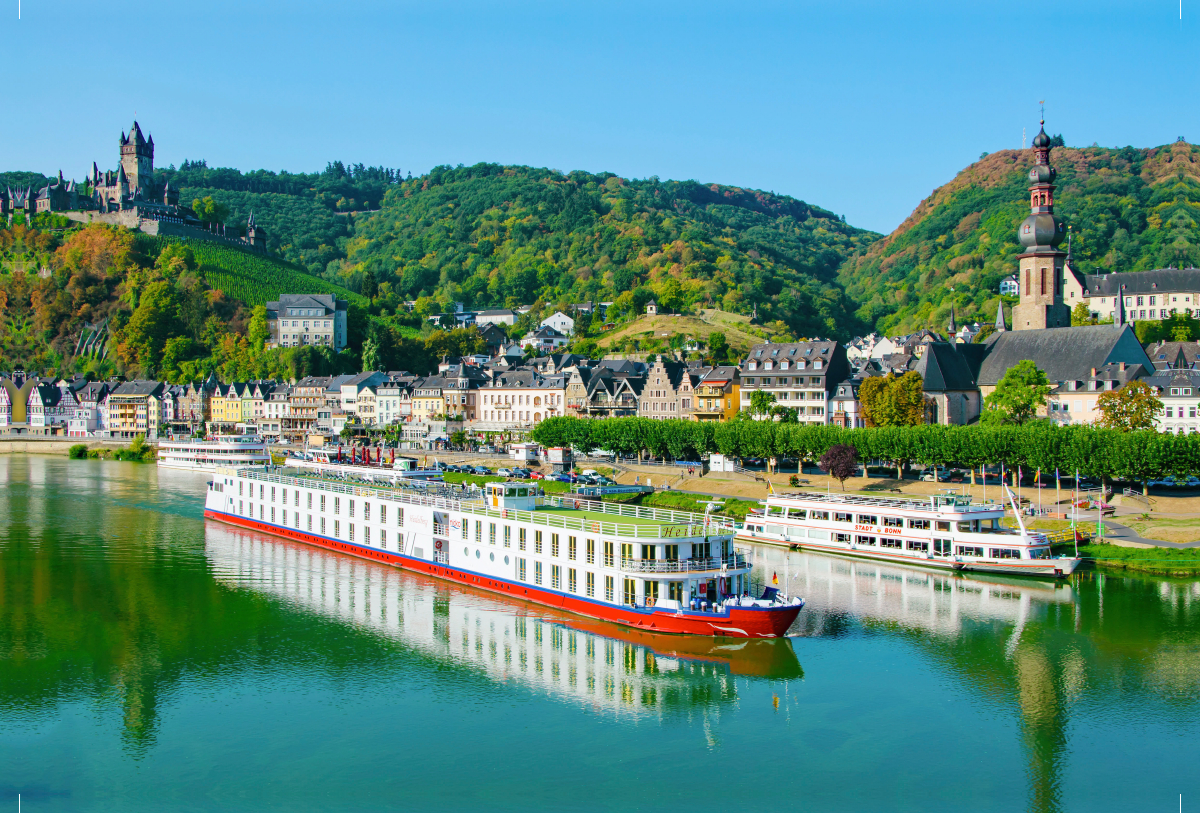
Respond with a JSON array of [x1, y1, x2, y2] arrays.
[[0, 1, 1191, 233]]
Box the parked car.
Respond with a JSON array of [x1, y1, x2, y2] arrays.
[[511, 468, 532, 478], [552, 473, 574, 483], [529, 471, 545, 480], [472, 466, 491, 476], [497, 467, 515, 477]]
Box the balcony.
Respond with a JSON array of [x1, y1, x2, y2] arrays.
[[618, 553, 751, 574]]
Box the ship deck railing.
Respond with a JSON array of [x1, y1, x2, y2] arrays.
[[618, 553, 750, 574], [228, 468, 736, 539], [767, 490, 1004, 513]]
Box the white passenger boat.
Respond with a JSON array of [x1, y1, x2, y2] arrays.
[[204, 461, 804, 636], [157, 435, 271, 472], [737, 487, 1082, 578]]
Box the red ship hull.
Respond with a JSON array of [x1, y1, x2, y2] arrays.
[[205, 509, 803, 638]]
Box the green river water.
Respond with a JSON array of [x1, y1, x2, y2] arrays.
[[1, 455, 1198, 812]]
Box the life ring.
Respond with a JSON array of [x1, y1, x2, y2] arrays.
[[573, 500, 581, 510], [592, 522, 600, 533], [646, 596, 655, 607], [434, 539, 443, 550], [502, 509, 508, 519]]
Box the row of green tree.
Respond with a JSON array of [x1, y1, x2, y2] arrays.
[[531, 417, 1191, 491]]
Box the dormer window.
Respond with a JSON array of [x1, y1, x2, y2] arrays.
[[748, 361, 758, 371], [780, 361, 789, 370], [772, 349, 779, 356], [764, 361, 773, 370], [814, 360, 823, 370], [805, 348, 812, 356]]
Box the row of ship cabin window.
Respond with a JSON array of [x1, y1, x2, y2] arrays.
[[765, 506, 1000, 533], [228, 481, 406, 524]]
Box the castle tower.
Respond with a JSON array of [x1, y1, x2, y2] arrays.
[[1012, 122, 1069, 330], [120, 121, 154, 196]]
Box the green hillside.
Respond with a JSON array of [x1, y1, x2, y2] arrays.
[[344, 164, 879, 340], [155, 160, 400, 273], [134, 235, 367, 308], [841, 140, 1200, 335]]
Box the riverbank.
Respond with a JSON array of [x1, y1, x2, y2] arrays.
[[0, 438, 132, 455]]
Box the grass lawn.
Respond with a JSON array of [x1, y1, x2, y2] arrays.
[[637, 491, 759, 521], [537, 507, 667, 526], [1053, 543, 1200, 576], [1121, 517, 1200, 545]]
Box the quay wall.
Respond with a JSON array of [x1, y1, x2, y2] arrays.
[[0, 438, 138, 455]]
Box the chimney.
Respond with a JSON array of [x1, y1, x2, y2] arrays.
[[1119, 362, 1126, 372], [1090, 367, 1097, 377]]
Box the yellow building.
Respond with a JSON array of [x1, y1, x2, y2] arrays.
[[692, 367, 740, 421]]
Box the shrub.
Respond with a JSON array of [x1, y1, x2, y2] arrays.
[[68, 444, 89, 459]]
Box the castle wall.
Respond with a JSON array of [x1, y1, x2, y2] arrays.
[[63, 211, 265, 252]]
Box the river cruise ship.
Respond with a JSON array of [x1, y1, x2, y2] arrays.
[[738, 489, 1081, 578], [158, 435, 271, 472], [203, 462, 804, 637]]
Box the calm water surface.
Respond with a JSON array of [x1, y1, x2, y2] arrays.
[[2, 455, 1199, 812]]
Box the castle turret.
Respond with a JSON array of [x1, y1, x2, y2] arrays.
[[245, 209, 267, 252], [1012, 121, 1069, 330], [120, 120, 154, 197]]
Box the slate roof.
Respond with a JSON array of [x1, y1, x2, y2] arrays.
[[1083, 268, 1200, 297], [911, 342, 980, 392], [978, 325, 1151, 386], [1144, 341, 1200, 371]]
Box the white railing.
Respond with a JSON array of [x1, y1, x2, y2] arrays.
[[618, 553, 751, 573], [231, 467, 736, 540]]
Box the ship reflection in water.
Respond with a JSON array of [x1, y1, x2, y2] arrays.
[[750, 543, 1076, 639], [204, 524, 803, 719]]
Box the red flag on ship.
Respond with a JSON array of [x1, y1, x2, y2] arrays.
[[772, 572, 779, 586], [336, 445, 341, 463]]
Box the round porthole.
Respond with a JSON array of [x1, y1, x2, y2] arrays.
[[489, 552, 495, 562], [504, 556, 510, 565], [475, 550, 481, 558], [463, 547, 469, 556]]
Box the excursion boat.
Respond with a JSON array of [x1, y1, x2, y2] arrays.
[[203, 462, 804, 637], [157, 435, 271, 472], [738, 488, 1082, 578]]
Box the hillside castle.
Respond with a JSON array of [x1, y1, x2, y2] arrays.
[[1, 121, 267, 253]]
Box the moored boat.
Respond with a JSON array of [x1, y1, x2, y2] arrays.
[[157, 435, 271, 472], [737, 487, 1081, 578], [204, 462, 804, 637]]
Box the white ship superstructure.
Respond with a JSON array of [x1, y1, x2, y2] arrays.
[[204, 462, 804, 636], [739, 489, 1081, 578], [158, 435, 271, 472]]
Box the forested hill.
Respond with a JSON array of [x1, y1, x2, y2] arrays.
[[154, 160, 403, 274], [840, 139, 1200, 336], [344, 163, 879, 339]]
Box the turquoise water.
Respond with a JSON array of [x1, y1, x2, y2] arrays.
[[1, 455, 1199, 812]]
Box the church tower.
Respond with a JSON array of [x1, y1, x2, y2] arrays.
[[120, 121, 154, 196], [1012, 121, 1069, 330]]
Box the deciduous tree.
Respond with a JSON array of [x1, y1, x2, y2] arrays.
[[1096, 380, 1162, 431], [819, 443, 859, 491], [982, 360, 1050, 425]]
